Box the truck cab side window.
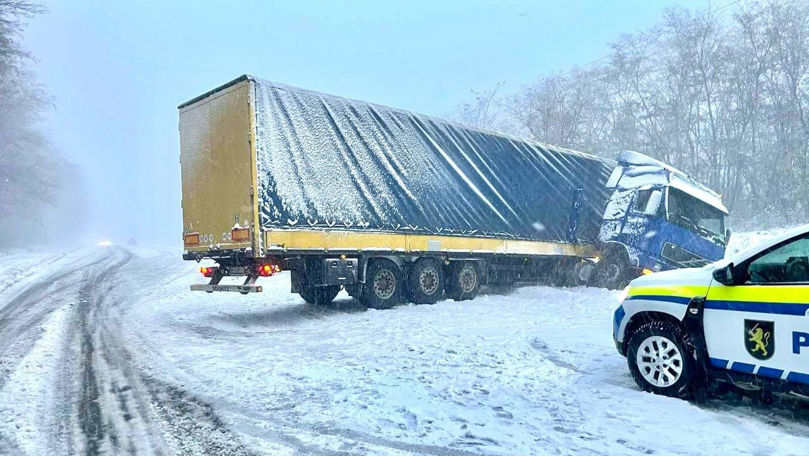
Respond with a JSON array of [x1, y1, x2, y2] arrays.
[[747, 235, 809, 284], [634, 190, 652, 213], [633, 189, 663, 216]]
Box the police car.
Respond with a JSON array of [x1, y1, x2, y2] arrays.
[[613, 224, 809, 398]]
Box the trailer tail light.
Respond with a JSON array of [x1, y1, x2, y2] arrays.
[[231, 227, 250, 242], [184, 233, 200, 246], [257, 263, 281, 277], [200, 266, 218, 277]]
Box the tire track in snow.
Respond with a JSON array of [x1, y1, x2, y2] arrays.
[[0, 254, 105, 374], [0, 252, 105, 454], [67, 247, 257, 456], [113, 253, 488, 456]]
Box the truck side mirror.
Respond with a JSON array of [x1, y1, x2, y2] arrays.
[[713, 263, 737, 286], [725, 228, 732, 244], [644, 190, 663, 216]]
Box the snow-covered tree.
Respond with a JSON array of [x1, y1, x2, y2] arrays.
[[0, 1, 86, 248], [456, 0, 809, 229]]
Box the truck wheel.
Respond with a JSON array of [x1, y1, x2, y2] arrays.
[[447, 262, 480, 301], [627, 320, 696, 398], [591, 255, 631, 289], [299, 285, 340, 306], [362, 259, 403, 309], [407, 258, 444, 304]]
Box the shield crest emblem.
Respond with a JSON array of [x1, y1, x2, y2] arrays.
[[745, 319, 775, 360]]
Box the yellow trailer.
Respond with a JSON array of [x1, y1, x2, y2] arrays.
[[179, 75, 608, 307]]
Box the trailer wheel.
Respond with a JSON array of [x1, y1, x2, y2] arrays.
[[299, 285, 341, 306], [407, 258, 444, 304], [627, 320, 696, 398], [362, 259, 403, 309], [447, 262, 480, 301]]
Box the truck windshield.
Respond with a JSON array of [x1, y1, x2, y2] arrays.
[[667, 188, 726, 244]]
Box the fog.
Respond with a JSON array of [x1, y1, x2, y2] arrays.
[[11, 0, 702, 248]]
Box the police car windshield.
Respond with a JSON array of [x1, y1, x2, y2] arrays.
[[667, 188, 725, 244]]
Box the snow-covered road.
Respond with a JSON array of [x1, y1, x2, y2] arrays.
[[0, 245, 807, 455]]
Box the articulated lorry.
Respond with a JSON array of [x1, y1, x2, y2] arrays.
[[179, 75, 730, 308]]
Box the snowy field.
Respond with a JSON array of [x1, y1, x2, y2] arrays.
[[0, 230, 807, 455]]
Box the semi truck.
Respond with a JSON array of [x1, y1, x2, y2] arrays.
[[178, 75, 730, 308]]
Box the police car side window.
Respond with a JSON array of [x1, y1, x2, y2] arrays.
[[747, 235, 809, 284]]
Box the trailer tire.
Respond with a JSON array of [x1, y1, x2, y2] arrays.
[[627, 320, 696, 399], [407, 258, 444, 304], [447, 262, 480, 301], [362, 259, 403, 309], [299, 285, 341, 306]]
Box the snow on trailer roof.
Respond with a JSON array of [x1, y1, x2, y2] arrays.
[[196, 75, 616, 244], [179, 75, 615, 166], [251, 76, 615, 243]]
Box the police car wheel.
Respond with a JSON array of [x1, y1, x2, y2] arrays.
[[627, 320, 696, 398]]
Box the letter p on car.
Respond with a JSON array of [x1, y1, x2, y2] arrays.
[[794, 332, 809, 355]]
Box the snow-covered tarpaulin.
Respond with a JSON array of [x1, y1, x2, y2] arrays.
[[253, 77, 614, 243]]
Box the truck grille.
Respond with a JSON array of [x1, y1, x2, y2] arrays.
[[661, 242, 709, 268]]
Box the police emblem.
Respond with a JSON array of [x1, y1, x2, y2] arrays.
[[745, 320, 774, 360]]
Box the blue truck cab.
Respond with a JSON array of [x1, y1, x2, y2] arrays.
[[590, 151, 729, 289]]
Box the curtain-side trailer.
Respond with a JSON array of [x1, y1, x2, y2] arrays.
[[178, 75, 729, 308]]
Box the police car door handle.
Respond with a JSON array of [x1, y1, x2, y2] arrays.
[[686, 296, 706, 318]]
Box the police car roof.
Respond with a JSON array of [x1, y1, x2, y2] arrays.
[[730, 224, 809, 264]]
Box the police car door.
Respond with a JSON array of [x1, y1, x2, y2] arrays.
[[704, 232, 809, 383]]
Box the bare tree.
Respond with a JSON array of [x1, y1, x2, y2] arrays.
[[451, 82, 506, 131]]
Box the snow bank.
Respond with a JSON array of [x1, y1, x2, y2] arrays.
[[725, 225, 801, 258]]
